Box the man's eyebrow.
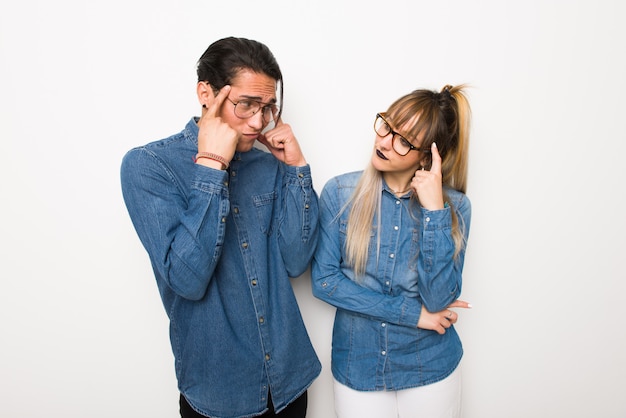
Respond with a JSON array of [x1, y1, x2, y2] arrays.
[[237, 94, 277, 104]]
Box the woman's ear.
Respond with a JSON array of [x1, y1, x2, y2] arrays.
[[420, 153, 433, 171]]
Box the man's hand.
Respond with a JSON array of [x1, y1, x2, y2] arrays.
[[196, 85, 238, 168], [257, 118, 307, 167]]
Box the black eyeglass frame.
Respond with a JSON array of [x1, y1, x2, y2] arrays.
[[227, 97, 280, 124], [374, 113, 431, 156]]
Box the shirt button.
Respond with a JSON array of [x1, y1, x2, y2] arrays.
[[385, 280, 390, 286], [394, 226, 399, 230], [322, 282, 328, 288], [381, 351, 387, 356], [224, 181, 229, 187], [242, 242, 248, 249], [251, 280, 257, 286], [233, 207, 239, 214], [305, 204, 309, 209], [381, 323, 386, 327], [389, 253, 395, 258], [265, 354, 271, 361], [298, 173, 304, 178], [221, 217, 226, 223], [231, 171, 236, 176], [259, 317, 264, 324], [425, 217, 430, 222], [396, 200, 400, 205]]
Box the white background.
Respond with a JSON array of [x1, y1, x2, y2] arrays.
[[1, 1, 625, 417]]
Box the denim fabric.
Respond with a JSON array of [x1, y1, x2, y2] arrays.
[[311, 171, 471, 391], [121, 118, 321, 418]]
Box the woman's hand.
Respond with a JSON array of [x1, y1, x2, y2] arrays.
[[411, 142, 444, 210], [417, 299, 472, 334]]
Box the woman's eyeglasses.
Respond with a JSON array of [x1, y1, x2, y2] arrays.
[[374, 113, 430, 156]]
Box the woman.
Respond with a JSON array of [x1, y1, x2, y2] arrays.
[[312, 85, 473, 418]]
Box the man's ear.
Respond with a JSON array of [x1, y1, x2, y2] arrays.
[[197, 81, 213, 108]]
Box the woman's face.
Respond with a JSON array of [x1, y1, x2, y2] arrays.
[[371, 113, 426, 175]]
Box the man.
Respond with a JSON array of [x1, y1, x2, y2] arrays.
[[121, 37, 320, 418]]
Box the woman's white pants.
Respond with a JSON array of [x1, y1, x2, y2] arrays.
[[333, 366, 462, 418]]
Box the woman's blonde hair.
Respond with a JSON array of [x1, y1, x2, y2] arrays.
[[344, 85, 472, 277]]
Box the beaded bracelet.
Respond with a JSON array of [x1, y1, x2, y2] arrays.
[[194, 152, 230, 169]]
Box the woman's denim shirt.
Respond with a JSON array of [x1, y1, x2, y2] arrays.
[[121, 118, 321, 417], [312, 171, 471, 391]]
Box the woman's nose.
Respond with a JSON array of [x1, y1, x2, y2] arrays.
[[378, 132, 393, 149]]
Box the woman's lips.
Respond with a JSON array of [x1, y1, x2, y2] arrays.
[[376, 149, 388, 160]]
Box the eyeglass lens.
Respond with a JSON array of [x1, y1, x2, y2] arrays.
[[374, 115, 412, 156], [234, 100, 279, 123]]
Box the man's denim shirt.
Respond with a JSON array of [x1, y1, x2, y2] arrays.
[[121, 118, 321, 417], [312, 171, 471, 391]]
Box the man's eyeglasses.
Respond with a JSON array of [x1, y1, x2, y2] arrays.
[[227, 97, 280, 124], [374, 113, 430, 156]]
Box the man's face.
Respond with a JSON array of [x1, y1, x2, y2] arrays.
[[219, 69, 278, 152]]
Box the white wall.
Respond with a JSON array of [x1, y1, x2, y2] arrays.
[[1, 1, 625, 417]]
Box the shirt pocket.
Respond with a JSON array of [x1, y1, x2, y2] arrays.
[[253, 191, 276, 235], [408, 228, 420, 272], [339, 220, 377, 256]]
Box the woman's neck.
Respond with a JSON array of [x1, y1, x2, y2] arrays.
[[383, 173, 412, 196]]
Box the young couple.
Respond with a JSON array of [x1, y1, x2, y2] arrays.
[[121, 36, 472, 418]]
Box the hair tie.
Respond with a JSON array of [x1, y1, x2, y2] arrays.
[[439, 85, 455, 107]]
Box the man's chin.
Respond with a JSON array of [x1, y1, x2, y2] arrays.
[[236, 140, 257, 153]]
